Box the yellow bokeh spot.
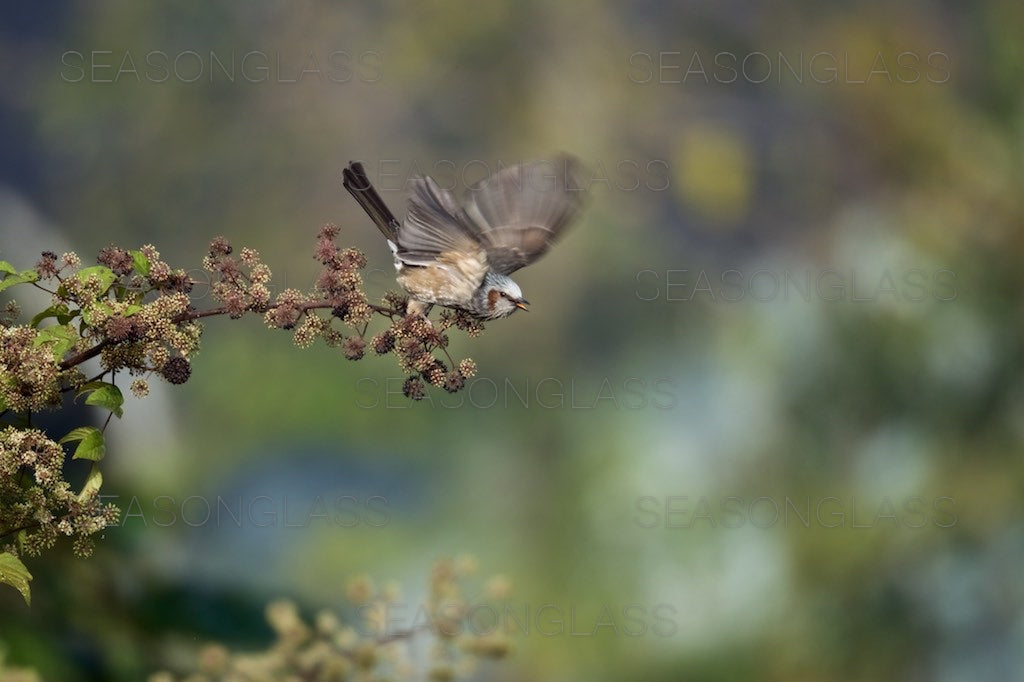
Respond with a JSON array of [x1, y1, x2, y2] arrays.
[[673, 124, 753, 226]]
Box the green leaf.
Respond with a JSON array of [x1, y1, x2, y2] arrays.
[[30, 304, 71, 328], [58, 426, 94, 444], [0, 261, 18, 275], [78, 463, 103, 501], [59, 426, 106, 461], [0, 268, 39, 293], [0, 552, 32, 606], [78, 382, 124, 418], [32, 324, 77, 359], [129, 249, 150, 276], [15, 529, 28, 554], [76, 265, 117, 294]]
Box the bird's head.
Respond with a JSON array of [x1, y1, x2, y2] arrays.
[[476, 272, 529, 319]]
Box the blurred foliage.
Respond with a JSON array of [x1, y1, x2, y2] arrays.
[[150, 557, 512, 682]]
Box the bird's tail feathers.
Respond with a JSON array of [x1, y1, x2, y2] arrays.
[[342, 161, 400, 242]]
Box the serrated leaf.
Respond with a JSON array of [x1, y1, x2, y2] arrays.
[[78, 463, 103, 501], [78, 382, 123, 418], [32, 324, 77, 359], [59, 426, 105, 461], [129, 250, 150, 276], [76, 265, 117, 294], [0, 552, 32, 606]]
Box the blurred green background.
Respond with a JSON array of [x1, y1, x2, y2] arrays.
[[2, 1, 1023, 680]]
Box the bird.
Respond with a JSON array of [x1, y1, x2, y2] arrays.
[[342, 155, 586, 320]]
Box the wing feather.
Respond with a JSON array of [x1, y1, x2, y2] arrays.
[[463, 155, 587, 275], [396, 176, 484, 269]]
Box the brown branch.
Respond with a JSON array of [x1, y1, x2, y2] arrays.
[[58, 299, 401, 371], [0, 521, 37, 542], [59, 340, 112, 371]]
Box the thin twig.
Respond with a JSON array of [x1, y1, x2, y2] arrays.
[[29, 282, 59, 296]]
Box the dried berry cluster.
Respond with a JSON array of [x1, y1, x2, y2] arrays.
[[258, 224, 374, 347], [0, 427, 119, 559], [150, 557, 512, 681], [0, 325, 64, 413], [203, 237, 273, 319], [17, 244, 202, 401], [249, 224, 483, 401], [380, 310, 480, 401], [0, 224, 489, 604], [93, 246, 201, 393]]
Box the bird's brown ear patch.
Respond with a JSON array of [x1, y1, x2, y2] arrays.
[[487, 288, 500, 310]]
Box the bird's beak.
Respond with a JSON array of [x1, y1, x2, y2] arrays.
[[514, 299, 529, 311]]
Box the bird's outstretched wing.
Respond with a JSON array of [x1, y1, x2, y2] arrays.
[[397, 175, 485, 268], [463, 155, 587, 275]]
